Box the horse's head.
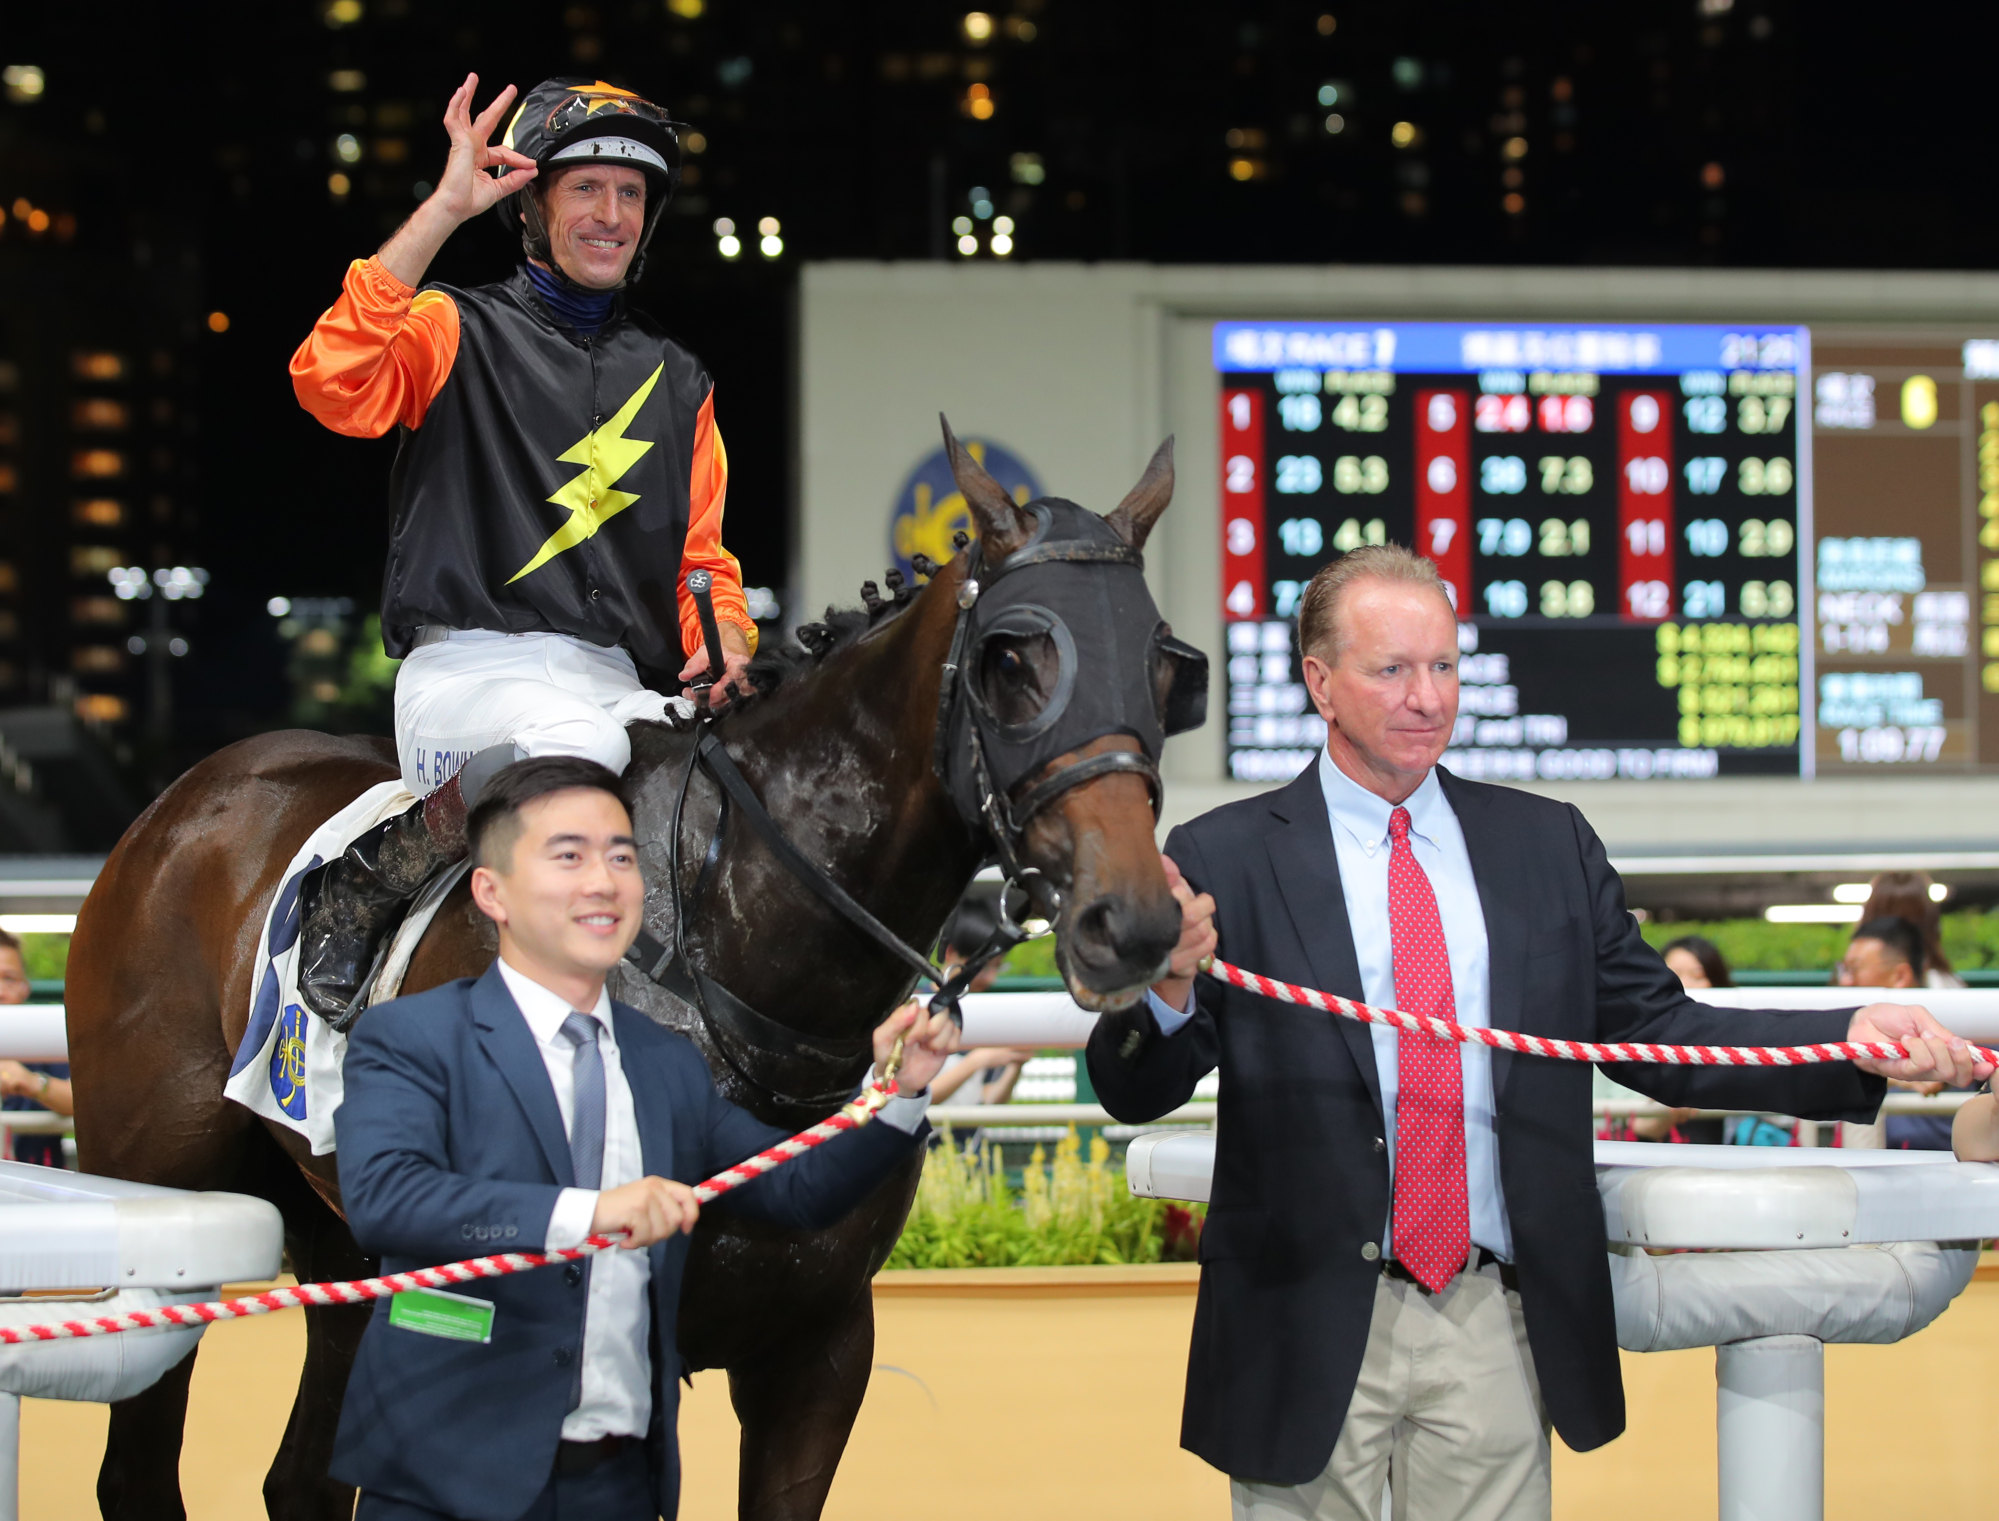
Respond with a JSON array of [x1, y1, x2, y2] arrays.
[[937, 418, 1205, 1012]]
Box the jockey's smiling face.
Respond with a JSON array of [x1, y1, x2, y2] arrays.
[[534, 163, 648, 290]]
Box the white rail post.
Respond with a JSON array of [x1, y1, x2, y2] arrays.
[[1716, 1335, 1823, 1521], [0, 1389, 17, 1521]]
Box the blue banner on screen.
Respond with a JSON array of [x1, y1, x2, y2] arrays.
[[1213, 322, 1807, 378]]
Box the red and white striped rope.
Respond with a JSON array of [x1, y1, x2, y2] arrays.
[[0, 1077, 899, 1347], [1203, 956, 1999, 1069]]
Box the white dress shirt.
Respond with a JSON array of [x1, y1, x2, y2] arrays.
[[498, 958, 934, 1442], [498, 957, 653, 1442], [1151, 752, 1513, 1262]]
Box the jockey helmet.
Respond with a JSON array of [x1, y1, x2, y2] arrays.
[[498, 77, 686, 282]]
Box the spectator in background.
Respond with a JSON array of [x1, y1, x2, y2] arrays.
[[1626, 936, 1735, 1143], [918, 899, 1033, 1143], [1863, 871, 1966, 989], [1839, 916, 1956, 1149], [0, 929, 69, 1168]]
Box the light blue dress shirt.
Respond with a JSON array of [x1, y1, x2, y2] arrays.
[[1151, 751, 1513, 1262]]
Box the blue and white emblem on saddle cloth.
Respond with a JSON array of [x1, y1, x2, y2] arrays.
[[223, 779, 462, 1154]]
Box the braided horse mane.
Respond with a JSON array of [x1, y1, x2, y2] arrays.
[[736, 538, 966, 703]]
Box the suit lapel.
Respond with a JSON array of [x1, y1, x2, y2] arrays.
[[470, 964, 576, 1186], [1263, 765, 1383, 1122], [613, 1004, 676, 1177], [1439, 769, 1527, 1106]]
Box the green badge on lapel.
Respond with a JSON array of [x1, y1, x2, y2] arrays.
[[388, 1285, 496, 1343]]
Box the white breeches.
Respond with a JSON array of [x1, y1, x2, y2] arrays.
[[393, 630, 680, 795]]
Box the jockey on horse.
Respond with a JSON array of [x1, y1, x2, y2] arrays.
[[288, 73, 756, 1024]]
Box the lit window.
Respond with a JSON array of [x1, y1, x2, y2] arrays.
[[207, 311, 231, 334], [684, 131, 707, 154], [1503, 136, 1529, 160], [72, 352, 125, 380], [2, 66, 44, 103], [666, 0, 702, 14], [1391, 121, 1420, 148], [1008, 152, 1044, 185], [0, 466, 15, 494], [72, 547, 124, 576], [329, 69, 366, 91], [25, 210, 49, 234], [963, 11, 994, 42], [323, 0, 363, 25], [1503, 192, 1526, 215], [71, 596, 123, 624], [71, 449, 124, 480], [72, 647, 124, 675], [73, 500, 124, 527], [75, 694, 128, 724], [328, 172, 352, 197]]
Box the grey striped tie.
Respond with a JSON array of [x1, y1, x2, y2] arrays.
[[559, 1013, 605, 1191]]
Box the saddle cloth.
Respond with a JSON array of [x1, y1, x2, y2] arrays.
[[222, 781, 468, 1155]]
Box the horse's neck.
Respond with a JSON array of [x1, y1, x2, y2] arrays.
[[700, 580, 982, 1029]]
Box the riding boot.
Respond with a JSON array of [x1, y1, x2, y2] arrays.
[[295, 744, 519, 1028]]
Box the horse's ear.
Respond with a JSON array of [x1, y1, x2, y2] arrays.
[[941, 414, 1036, 559], [1106, 436, 1175, 550]]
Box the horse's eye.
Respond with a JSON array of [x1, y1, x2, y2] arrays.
[[997, 648, 1026, 679]]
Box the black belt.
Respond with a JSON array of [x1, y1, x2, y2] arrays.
[[1384, 1248, 1517, 1295], [555, 1435, 634, 1477]]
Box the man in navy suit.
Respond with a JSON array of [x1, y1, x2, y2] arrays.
[[1087, 545, 1988, 1521], [332, 755, 957, 1520]]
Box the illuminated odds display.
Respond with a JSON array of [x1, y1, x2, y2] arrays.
[[1217, 319, 1999, 783], [1217, 321, 1810, 782]]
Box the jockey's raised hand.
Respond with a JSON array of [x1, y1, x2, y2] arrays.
[[431, 74, 539, 223], [379, 74, 538, 288]]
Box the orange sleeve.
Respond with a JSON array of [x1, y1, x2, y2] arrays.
[[288, 256, 460, 437], [678, 387, 757, 658]]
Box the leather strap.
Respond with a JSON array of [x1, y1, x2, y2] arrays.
[[693, 732, 943, 989]]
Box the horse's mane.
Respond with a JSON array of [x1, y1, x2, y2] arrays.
[[740, 546, 960, 701]]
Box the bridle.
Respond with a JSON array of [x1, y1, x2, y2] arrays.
[[621, 513, 1205, 1108]]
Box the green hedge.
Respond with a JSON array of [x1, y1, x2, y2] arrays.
[[1641, 910, 1999, 973], [887, 1128, 1201, 1269]]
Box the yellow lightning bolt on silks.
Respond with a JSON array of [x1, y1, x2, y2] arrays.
[[509, 363, 665, 584]]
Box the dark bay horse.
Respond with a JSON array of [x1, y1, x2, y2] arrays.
[[67, 433, 1189, 1521]]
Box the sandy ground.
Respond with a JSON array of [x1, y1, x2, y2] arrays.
[[19, 1266, 1999, 1519]]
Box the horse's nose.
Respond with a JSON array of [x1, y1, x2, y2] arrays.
[[1065, 887, 1182, 990]]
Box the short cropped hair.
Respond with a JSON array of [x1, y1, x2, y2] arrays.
[[466, 756, 634, 872], [0, 927, 21, 955], [1851, 916, 1925, 981], [1295, 544, 1453, 662]]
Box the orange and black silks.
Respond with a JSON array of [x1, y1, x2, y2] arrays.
[[291, 256, 754, 670]]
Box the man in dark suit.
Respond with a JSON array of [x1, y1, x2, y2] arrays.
[[1088, 545, 1987, 1521], [332, 755, 957, 1521]]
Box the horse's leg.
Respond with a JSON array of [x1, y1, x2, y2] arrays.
[[263, 1175, 375, 1521], [96, 1353, 199, 1521], [727, 1289, 877, 1521]]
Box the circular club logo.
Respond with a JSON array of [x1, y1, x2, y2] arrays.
[[889, 437, 1042, 578]]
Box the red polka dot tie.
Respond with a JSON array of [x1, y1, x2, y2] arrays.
[[1386, 805, 1469, 1293]]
